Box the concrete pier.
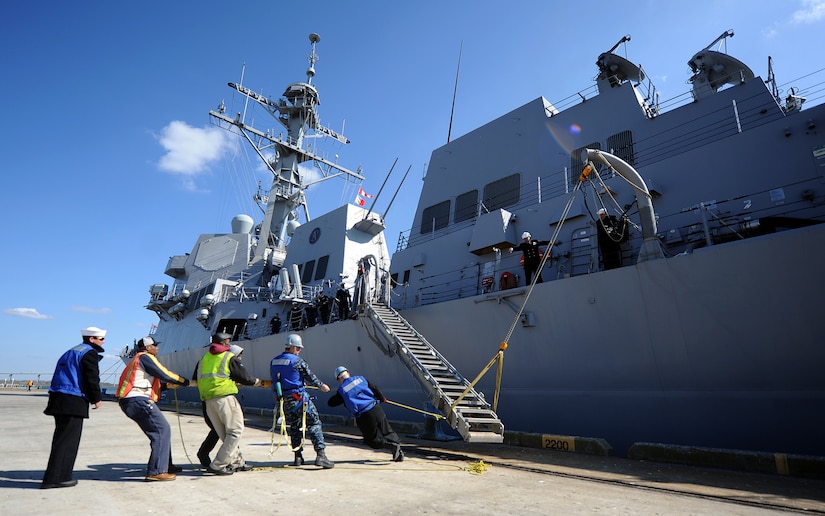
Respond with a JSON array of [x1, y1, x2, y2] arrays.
[[2, 391, 824, 514]]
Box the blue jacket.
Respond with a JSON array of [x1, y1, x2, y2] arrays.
[[337, 375, 378, 418], [49, 344, 94, 399], [270, 353, 303, 393]]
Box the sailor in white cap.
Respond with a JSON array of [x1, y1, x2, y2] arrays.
[[41, 327, 108, 489], [508, 232, 552, 285]]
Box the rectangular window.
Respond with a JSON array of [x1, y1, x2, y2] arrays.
[[606, 130, 635, 166], [302, 260, 315, 284], [402, 270, 411, 284], [454, 190, 478, 223], [420, 200, 451, 234], [314, 255, 329, 281], [482, 174, 520, 211], [571, 142, 601, 183]]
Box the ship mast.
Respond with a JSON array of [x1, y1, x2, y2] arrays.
[[208, 33, 363, 266]]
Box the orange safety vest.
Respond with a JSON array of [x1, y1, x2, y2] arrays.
[[116, 352, 162, 402]]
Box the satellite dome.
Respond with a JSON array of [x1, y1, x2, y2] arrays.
[[231, 214, 254, 234]]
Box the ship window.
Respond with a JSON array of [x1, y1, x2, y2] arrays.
[[314, 255, 329, 281], [606, 130, 635, 166], [402, 269, 410, 284], [420, 200, 450, 234], [483, 173, 520, 211], [454, 190, 478, 223], [216, 319, 246, 341], [390, 272, 399, 287], [302, 260, 315, 284], [571, 142, 601, 182]]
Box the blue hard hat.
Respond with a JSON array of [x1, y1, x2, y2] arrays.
[[334, 365, 348, 379]]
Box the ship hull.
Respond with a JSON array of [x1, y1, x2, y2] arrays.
[[165, 222, 825, 456]]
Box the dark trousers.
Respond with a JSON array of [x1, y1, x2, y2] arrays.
[[523, 262, 543, 285], [357, 404, 400, 449], [198, 402, 220, 457], [119, 397, 171, 476], [43, 415, 84, 485]]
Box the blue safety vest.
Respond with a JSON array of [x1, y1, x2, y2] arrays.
[[49, 343, 94, 399], [338, 375, 377, 418], [270, 353, 303, 394]]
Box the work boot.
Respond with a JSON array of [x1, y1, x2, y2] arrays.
[[386, 442, 404, 462], [293, 451, 304, 467], [392, 443, 405, 462], [314, 449, 334, 469]]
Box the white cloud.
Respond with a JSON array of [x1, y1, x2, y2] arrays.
[[790, 0, 825, 24], [4, 308, 52, 319], [156, 121, 238, 189], [71, 306, 112, 314]]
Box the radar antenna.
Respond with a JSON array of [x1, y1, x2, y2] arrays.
[[687, 29, 753, 98], [596, 34, 644, 90], [700, 29, 735, 53], [307, 33, 321, 84], [606, 35, 631, 55]]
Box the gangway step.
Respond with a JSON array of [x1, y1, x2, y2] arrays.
[[362, 301, 505, 444], [465, 431, 505, 444]]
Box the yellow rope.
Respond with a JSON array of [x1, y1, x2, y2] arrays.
[[464, 459, 490, 475], [294, 397, 308, 452], [172, 388, 202, 471], [268, 396, 289, 456], [385, 400, 445, 420]]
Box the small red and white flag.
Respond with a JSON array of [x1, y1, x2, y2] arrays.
[[355, 186, 373, 206]]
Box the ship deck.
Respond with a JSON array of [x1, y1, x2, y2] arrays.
[[2, 390, 824, 514]]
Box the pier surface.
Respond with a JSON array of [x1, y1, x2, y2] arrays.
[[1, 390, 823, 514]]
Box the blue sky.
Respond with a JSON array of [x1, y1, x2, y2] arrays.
[[2, 0, 823, 379]]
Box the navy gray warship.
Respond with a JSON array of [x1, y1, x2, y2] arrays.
[[125, 31, 825, 456]]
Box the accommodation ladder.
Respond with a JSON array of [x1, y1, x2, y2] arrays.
[[359, 300, 505, 443]]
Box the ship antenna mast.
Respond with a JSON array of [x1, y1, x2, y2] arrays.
[[447, 40, 463, 143], [307, 33, 320, 85]]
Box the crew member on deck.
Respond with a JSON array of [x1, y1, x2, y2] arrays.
[[597, 208, 624, 270], [509, 231, 551, 285]]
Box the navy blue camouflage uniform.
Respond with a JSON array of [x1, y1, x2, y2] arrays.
[[271, 353, 328, 453]]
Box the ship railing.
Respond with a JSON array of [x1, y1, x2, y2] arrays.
[[391, 177, 825, 309]]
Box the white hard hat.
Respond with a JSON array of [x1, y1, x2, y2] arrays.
[[285, 333, 303, 349], [521, 232, 531, 239]]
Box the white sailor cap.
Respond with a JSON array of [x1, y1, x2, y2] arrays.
[[80, 326, 107, 338], [521, 232, 531, 239], [229, 344, 244, 356], [598, 208, 607, 216]]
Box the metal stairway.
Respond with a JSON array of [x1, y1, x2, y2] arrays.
[[360, 301, 504, 443]]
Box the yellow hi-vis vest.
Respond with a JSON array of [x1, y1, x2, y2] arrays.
[[197, 351, 237, 400]]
